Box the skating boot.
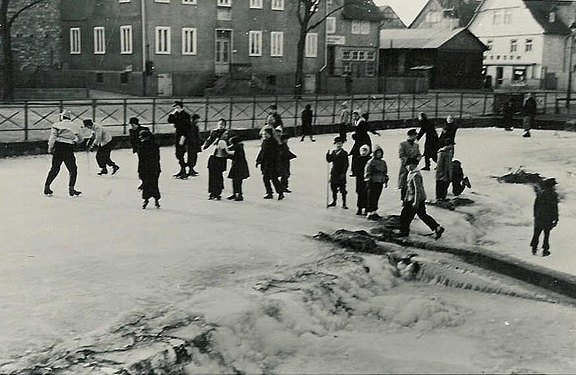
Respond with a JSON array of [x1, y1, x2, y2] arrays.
[[263, 194, 274, 199], [98, 168, 108, 175], [44, 185, 53, 196], [356, 208, 363, 216], [111, 165, 120, 175], [143, 199, 149, 209], [154, 199, 161, 209], [327, 201, 337, 207], [69, 188, 82, 197], [435, 226, 445, 240], [278, 193, 285, 201], [227, 194, 237, 200], [235, 194, 244, 201]]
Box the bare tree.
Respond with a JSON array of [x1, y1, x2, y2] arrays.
[[295, 0, 372, 96], [0, 0, 47, 101]]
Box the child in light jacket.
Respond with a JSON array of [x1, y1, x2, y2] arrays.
[[364, 145, 389, 221]]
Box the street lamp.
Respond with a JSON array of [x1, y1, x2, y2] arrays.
[[566, 22, 576, 110]]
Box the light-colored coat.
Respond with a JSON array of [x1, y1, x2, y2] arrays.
[[405, 169, 427, 204], [436, 145, 454, 182], [398, 140, 421, 189], [90, 123, 112, 147], [48, 119, 85, 153]]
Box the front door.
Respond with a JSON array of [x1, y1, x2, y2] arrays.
[[496, 67, 504, 87], [215, 30, 232, 75]]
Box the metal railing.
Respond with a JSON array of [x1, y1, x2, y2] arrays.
[[0, 91, 561, 143]]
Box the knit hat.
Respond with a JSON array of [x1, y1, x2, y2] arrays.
[[129, 117, 139, 125], [60, 110, 72, 119], [543, 178, 557, 187], [373, 145, 383, 157], [359, 144, 370, 155], [333, 136, 344, 144], [173, 100, 184, 107], [407, 129, 417, 136], [192, 114, 200, 121]]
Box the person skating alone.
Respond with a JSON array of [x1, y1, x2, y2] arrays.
[[364, 145, 389, 221], [435, 138, 454, 202], [522, 94, 537, 138], [84, 119, 119, 176], [502, 100, 514, 131], [187, 114, 202, 176], [168, 101, 191, 179], [204, 122, 230, 200], [137, 130, 161, 209], [226, 136, 249, 201], [300, 105, 315, 142], [326, 136, 349, 209], [530, 178, 559, 257], [256, 128, 285, 200], [339, 102, 351, 142], [398, 158, 445, 239], [416, 112, 438, 171], [44, 110, 86, 197], [278, 134, 297, 193], [398, 129, 422, 201], [353, 144, 371, 216]]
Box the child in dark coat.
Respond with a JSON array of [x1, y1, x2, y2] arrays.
[[137, 130, 161, 209], [451, 160, 471, 196], [226, 136, 249, 201], [530, 178, 559, 257], [364, 145, 389, 221], [353, 144, 371, 216], [256, 128, 285, 200], [278, 135, 297, 193], [326, 136, 349, 209]]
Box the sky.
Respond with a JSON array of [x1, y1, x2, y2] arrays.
[[373, 0, 428, 25]]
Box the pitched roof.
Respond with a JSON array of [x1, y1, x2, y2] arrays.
[[523, 0, 573, 35], [410, 0, 481, 28], [379, 27, 483, 49], [342, 0, 385, 22]]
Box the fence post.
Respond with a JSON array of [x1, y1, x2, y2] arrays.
[[397, 93, 401, 120], [313, 94, 319, 127], [459, 93, 464, 118], [24, 101, 28, 141], [59, 100, 64, 114], [350, 94, 355, 117], [122, 99, 128, 135], [555, 91, 560, 114], [228, 96, 234, 129], [204, 96, 209, 131], [251, 96, 257, 129], [482, 93, 487, 116], [92, 99, 97, 122], [294, 95, 300, 127], [152, 97, 156, 133], [367, 94, 372, 118], [543, 92, 547, 115], [381, 94, 386, 122], [331, 95, 337, 125], [435, 92, 439, 119], [411, 93, 416, 119]]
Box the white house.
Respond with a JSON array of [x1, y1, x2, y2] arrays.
[[468, 0, 576, 90]]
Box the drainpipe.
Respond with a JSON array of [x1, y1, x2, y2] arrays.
[[141, 0, 147, 96]]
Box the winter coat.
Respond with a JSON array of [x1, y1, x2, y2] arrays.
[[257, 137, 280, 176], [278, 143, 297, 177], [266, 112, 283, 128], [90, 123, 113, 147], [203, 128, 226, 151], [48, 119, 84, 152], [188, 123, 202, 153], [364, 157, 389, 184], [228, 143, 250, 180], [452, 161, 464, 186], [398, 140, 421, 189], [503, 103, 514, 122], [417, 119, 438, 158], [168, 110, 191, 141], [405, 170, 427, 203], [351, 154, 371, 177], [350, 119, 373, 156], [523, 97, 537, 118], [436, 145, 454, 182], [301, 109, 313, 130], [534, 188, 559, 228], [138, 140, 161, 176], [129, 125, 150, 153], [326, 149, 349, 185]]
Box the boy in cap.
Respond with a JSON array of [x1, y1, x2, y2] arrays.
[[326, 136, 349, 209], [530, 178, 559, 257], [399, 158, 444, 239], [353, 144, 371, 215], [398, 129, 422, 200], [256, 127, 285, 200], [364, 145, 389, 221], [84, 119, 119, 176], [44, 110, 85, 196], [128, 117, 150, 154], [167, 100, 191, 179]]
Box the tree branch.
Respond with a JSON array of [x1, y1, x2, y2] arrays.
[[9, 0, 46, 26]]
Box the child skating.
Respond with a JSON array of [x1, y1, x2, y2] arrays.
[[364, 145, 389, 221], [352, 144, 371, 216], [137, 130, 161, 209], [226, 136, 249, 201], [278, 134, 297, 193], [530, 178, 559, 257], [326, 136, 349, 209]]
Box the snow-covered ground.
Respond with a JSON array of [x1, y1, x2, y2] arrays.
[[1, 128, 576, 373]]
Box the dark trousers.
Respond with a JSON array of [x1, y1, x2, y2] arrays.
[[188, 151, 198, 171], [208, 170, 224, 197], [436, 180, 450, 200], [175, 144, 187, 172], [263, 172, 283, 195], [452, 181, 465, 196], [355, 177, 367, 209], [140, 173, 160, 200], [280, 174, 289, 191], [366, 182, 383, 212], [330, 181, 347, 203], [400, 201, 439, 234], [45, 142, 78, 189], [530, 225, 551, 251], [232, 178, 243, 195], [339, 125, 347, 142], [400, 187, 407, 201], [96, 141, 117, 170]]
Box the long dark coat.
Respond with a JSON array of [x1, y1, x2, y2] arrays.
[[168, 111, 191, 142], [350, 120, 372, 156], [417, 119, 438, 158], [256, 138, 280, 176], [138, 140, 161, 176], [534, 188, 559, 229], [228, 143, 249, 180], [129, 125, 150, 153], [278, 143, 297, 177], [301, 109, 314, 135], [326, 149, 349, 185], [188, 123, 202, 153]]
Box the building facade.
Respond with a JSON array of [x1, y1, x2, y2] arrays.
[[410, 0, 481, 30], [468, 0, 576, 90]]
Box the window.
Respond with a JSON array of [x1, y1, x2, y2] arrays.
[[366, 51, 375, 60], [305, 33, 317, 58], [503, 9, 512, 24], [70, 28, 81, 54], [510, 39, 517, 53], [120, 72, 129, 84], [358, 51, 365, 60], [155, 26, 171, 54], [250, 0, 262, 8], [513, 67, 526, 82], [182, 28, 197, 55], [120, 26, 132, 54], [351, 51, 359, 60], [493, 10, 502, 25], [93, 27, 105, 54], [352, 20, 369, 34], [366, 61, 375, 77], [342, 50, 351, 60], [549, 11, 556, 23], [218, 0, 231, 6], [249, 30, 262, 56], [271, 0, 284, 10], [270, 31, 283, 57], [182, 0, 196, 3], [155, 0, 170, 2], [525, 39, 533, 52], [326, 17, 336, 34], [119, 0, 130, 3], [360, 22, 370, 34]]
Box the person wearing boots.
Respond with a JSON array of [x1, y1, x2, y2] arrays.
[[256, 128, 285, 200], [451, 160, 471, 196], [435, 138, 454, 201], [168, 100, 191, 179], [530, 178, 559, 257], [326, 136, 349, 209], [416, 112, 438, 171], [522, 94, 536, 138], [278, 134, 297, 193], [187, 114, 202, 176], [502, 100, 515, 131], [137, 130, 161, 209], [398, 129, 422, 201], [84, 119, 119, 176], [300, 104, 315, 142], [205, 124, 230, 200], [364, 145, 389, 221], [128, 117, 150, 154], [44, 110, 85, 197], [226, 136, 249, 201], [339, 102, 351, 142], [353, 144, 371, 216], [399, 158, 445, 239]]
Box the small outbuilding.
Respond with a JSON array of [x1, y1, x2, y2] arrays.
[[379, 28, 487, 89]]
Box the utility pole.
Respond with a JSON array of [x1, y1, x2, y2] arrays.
[[566, 23, 576, 111], [141, 0, 147, 97]]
